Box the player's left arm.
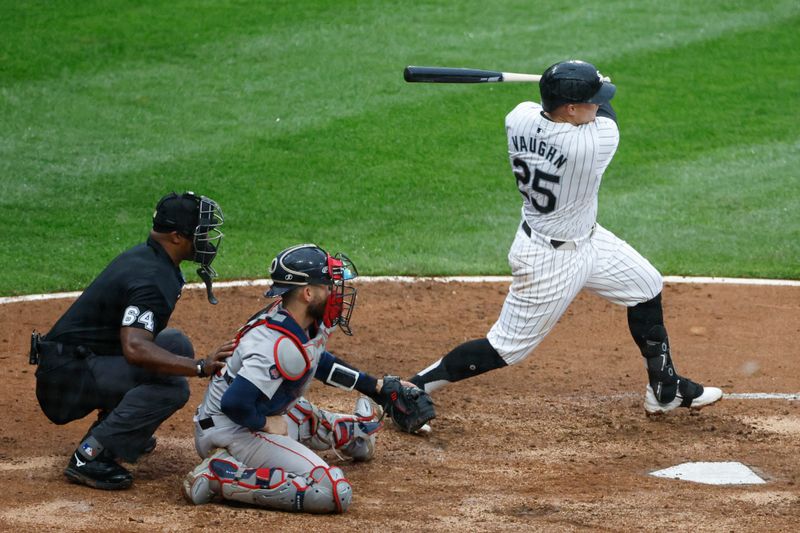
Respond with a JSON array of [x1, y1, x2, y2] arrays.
[[315, 351, 381, 399], [316, 351, 436, 432], [220, 374, 287, 434]]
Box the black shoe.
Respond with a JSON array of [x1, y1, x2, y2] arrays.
[[142, 436, 157, 455], [64, 450, 133, 490]]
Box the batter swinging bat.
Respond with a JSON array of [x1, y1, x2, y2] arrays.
[[403, 66, 541, 84]]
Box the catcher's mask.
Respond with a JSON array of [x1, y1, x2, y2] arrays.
[[153, 191, 224, 303], [265, 244, 359, 335]]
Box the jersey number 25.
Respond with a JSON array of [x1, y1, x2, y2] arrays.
[[513, 158, 560, 214]]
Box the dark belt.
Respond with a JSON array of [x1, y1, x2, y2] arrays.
[[521, 220, 570, 249], [30, 335, 93, 365], [198, 372, 235, 430]]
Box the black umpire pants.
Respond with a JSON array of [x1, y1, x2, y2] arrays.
[[36, 328, 193, 462]]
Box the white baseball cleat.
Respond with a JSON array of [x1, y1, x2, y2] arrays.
[[644, 383, 723, 415], [415, 423, 432, 435]]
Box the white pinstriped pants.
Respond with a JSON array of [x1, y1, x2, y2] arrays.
[[487, 223, 663, 365]]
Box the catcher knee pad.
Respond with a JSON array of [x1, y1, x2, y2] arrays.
[[642, 326, 679, 403], [225, 464, 351, 514], [304, 465, 352, 513], [183, 448, 352, 513], [183, 448, 300, 511], [340, 397, 379, 461], [290, 397, 381, 461], [224, 468, 312, 512]]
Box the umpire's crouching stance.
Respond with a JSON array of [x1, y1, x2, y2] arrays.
[[30, 192, 234, 490]]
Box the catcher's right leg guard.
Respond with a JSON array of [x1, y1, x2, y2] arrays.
[[288, 397, 381, 462], [183, 448, 352, 513], [641, 326, 722, 415]]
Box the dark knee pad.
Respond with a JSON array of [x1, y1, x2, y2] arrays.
[[155, 328, 194, 358], [628, 293, 664, 353]]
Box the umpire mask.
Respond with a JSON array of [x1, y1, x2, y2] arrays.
[[153, 192, 225, 304], [192, 196, 224, 274]]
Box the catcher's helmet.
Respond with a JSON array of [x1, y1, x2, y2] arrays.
[[539, 60, 616, 112], [266, 243, 359, 334], [266, 244, 332, 297]]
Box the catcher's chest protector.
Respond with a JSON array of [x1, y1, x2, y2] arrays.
[[205, 306, 333, 415]]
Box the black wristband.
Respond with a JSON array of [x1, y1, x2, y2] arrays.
[[355, 373, 379, 401]]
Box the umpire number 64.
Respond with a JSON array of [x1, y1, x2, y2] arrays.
[[121, 306, 155, 332], [513, 158, 560, 214]]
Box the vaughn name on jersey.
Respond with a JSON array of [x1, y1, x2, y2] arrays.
[[506, 101, 619, 241]]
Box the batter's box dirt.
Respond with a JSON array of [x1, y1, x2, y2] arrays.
[[0, 281, 798, 531]]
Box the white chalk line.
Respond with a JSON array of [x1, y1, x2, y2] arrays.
[[1, 275, 798, 305], [592, 392, 800, 402], [725, 393, 800, 401]]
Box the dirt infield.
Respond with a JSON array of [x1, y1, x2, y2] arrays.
[[1, 281, 799, 532]]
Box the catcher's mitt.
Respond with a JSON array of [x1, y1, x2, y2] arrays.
[[379, 376, 435, 433]]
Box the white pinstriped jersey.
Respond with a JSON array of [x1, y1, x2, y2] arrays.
[[484, 100, 663, 365], [506, 101, 619, 240]]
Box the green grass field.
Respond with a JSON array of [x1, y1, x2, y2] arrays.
[[1, 0, 798, 295]]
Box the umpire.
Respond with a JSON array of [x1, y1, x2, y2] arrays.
[[31, 191, 234, 490]]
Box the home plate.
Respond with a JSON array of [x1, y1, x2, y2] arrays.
[[650, 462, 766, 485]]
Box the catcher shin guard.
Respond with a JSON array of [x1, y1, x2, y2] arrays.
[[183, 448, 352, 513], [410, 338, 507, 394], [288, 397, 381, 462]]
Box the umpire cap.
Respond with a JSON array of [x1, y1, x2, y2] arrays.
[[152, 192, 202, 236], [539, 60, 616, 112]]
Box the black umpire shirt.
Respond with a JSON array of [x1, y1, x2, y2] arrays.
[[45, 237, 185, 356]]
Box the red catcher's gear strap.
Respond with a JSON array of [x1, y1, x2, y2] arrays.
[[232, 311, 311, 378]]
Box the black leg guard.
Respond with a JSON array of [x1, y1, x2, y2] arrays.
[[409, 338, 507, 394], [627, 293, 664, 353], [641, 325, 704, 405], [642, 325, 679, 403], [630, 294, 679, 403]]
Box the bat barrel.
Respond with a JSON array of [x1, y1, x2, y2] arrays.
[[404, 66, 503, 83]]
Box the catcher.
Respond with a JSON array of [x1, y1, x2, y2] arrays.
[[183, 244, 435, 513]]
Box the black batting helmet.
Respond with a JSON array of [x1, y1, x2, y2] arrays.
[[539, 60, 616, 112]]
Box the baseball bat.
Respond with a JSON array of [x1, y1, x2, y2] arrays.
[[403, 66, 541, 84]]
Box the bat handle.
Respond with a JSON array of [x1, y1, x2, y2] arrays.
[[501, 72, 542, 83]]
